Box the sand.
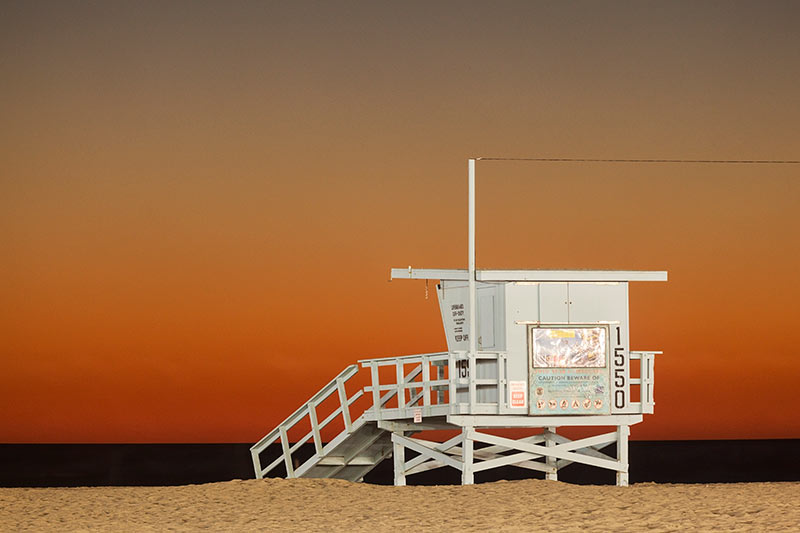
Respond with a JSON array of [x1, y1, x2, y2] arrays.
[[2, 478, 799, 532]]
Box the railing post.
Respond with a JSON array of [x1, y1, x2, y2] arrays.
[[640, 353, 647, 407], [370, 361, 382, 421], [336, 377, 352, 433], [647, 352, 655, 412], [448, 352, 456, 413], [468, 351, 476, 412], [396, 360, 405, 417], [497, 352, 505, 414], [279, 426, 295, 478], [252, 450, 263, 479], [421, 354, 430, 415], [307, 401, 323, 456], [436, 362, 445, 405]]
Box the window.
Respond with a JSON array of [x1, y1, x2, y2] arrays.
[[531, 326, 607, 368]]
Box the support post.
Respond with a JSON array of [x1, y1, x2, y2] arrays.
[[393, 433, 406, 486], [462, 426, 474, 485], [616, 424, 630, 486], [545, 426, 558, 481]]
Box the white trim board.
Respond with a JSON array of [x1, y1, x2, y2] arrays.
[[390, 268, 667, 282]]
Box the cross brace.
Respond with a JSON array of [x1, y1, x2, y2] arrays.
[[389, 424, 631, 486]]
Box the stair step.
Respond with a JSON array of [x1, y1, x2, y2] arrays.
[[317, 456, 380, 466], [292, 420, 393, 479]]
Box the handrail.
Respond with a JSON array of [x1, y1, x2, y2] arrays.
[[250, 363, 362, 479], [629, 351, 663, 358], [251, 364, 358, 452], [257, 390, 364, 478], [357, 351, 448, 365]]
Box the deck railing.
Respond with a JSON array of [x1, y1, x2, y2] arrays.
[[359, 350, 508, 420], [359, 352, 449, 421], [629, 351, 659, 414], [360, 350, 659, 420]]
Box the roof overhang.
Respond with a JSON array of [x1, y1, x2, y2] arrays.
[[390, 268, 667, 282]]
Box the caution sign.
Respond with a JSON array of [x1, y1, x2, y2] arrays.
[[529, 368, 610, 415]]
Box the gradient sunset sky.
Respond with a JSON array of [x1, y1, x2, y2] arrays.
[[2, 1, 799, 443]]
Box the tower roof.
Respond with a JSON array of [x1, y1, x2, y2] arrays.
[[390, 268, 667, 282]]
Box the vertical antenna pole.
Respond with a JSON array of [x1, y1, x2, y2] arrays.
[[468, 159, 477, 359]]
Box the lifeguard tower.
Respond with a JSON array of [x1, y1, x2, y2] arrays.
[[251, 159, 666, 486]]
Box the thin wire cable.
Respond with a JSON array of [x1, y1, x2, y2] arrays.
[[475, 157, 800, 164]]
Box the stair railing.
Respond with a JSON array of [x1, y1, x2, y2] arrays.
[[250, 364, 364, 479]]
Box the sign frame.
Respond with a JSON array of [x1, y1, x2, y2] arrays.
[[527, 323, 612, 415]]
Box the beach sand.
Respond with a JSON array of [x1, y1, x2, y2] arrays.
[[2, 478, 799, 532]]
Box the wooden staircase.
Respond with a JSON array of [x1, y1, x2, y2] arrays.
[[250, 365, 393, 482]]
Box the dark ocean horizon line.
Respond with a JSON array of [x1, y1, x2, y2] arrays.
[[2, 439, 798, 488]]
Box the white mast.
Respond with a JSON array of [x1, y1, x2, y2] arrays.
[[468, 158, 477, 358]]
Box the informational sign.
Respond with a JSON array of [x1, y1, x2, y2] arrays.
[[450, 303, 468, 343], [530, 369, 610, 415], [509, 381, 527, 408], [436, 281, 470, 352], [529, 326, 611, 415], [413, 408, 422, 423]]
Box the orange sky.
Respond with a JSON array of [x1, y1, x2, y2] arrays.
[[2, 1, 799, 442]]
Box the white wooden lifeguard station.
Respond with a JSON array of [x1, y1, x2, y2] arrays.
[[252, 159, 666, 486]]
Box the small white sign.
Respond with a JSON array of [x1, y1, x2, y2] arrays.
[[509, 381, 527, 408], [413, 408, 422, 423]]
